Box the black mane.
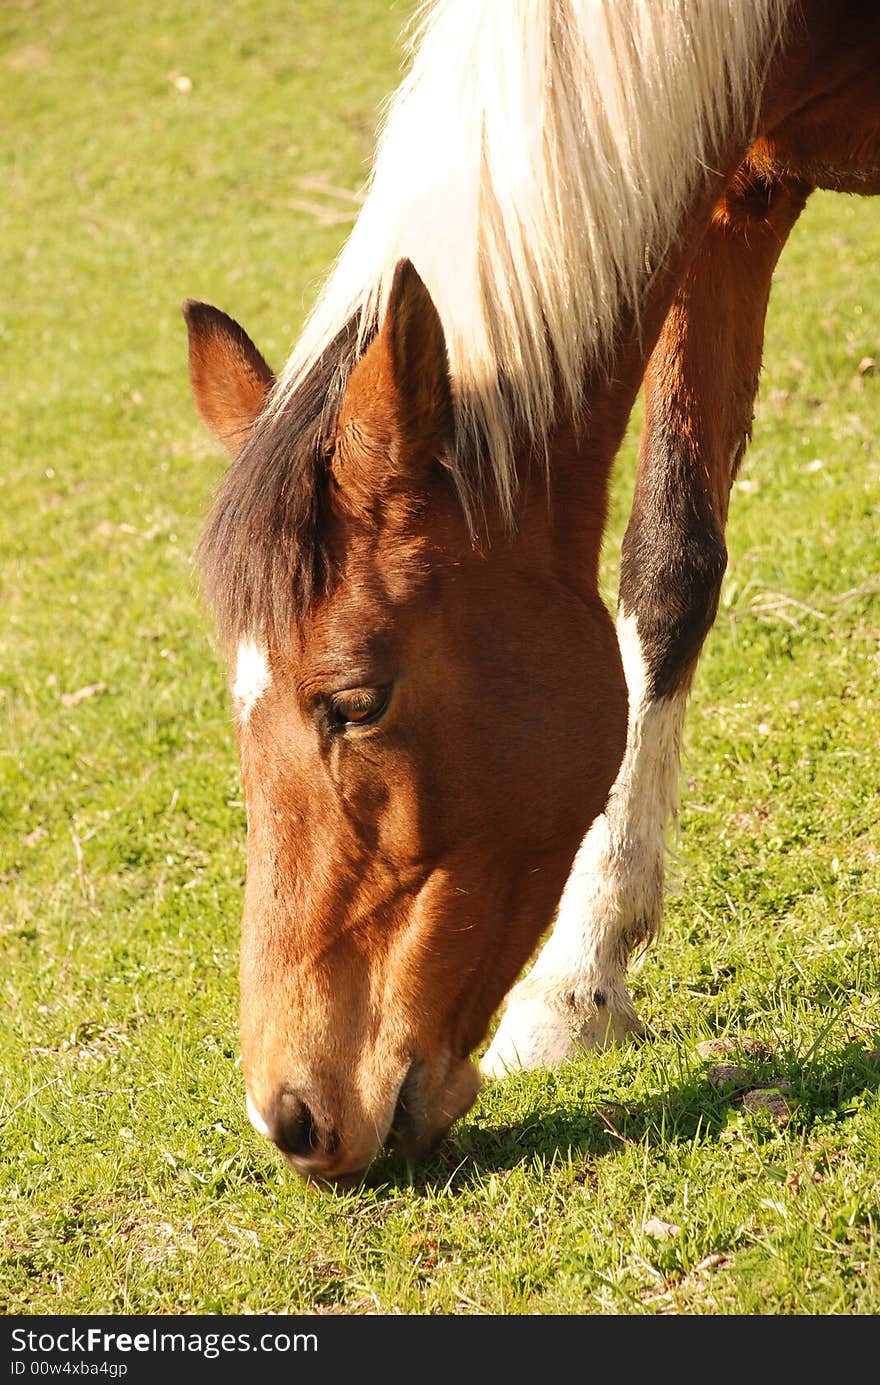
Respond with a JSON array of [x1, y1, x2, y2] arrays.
[[196, 317, 363, 649]]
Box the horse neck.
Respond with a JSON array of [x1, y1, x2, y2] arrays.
[[504, 178, 729, 598]]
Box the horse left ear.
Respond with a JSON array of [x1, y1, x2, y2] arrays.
[[183, 301, 275, 456], [384, 258, 453, 453]]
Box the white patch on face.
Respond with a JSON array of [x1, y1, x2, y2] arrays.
[[246, 1091, 272, 1140], [232, 639, 271, 723]]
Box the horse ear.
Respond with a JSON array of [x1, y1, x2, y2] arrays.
[[384, 258, 453, 451], [333, 260, 453, 500], [183, 301, 274, 455]]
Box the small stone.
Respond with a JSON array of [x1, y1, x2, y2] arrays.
[[644, 1217, 681, 1240], [742, 1088, 791, 1126], [706, 1063, 752, 1091], [694, 1036, 766, 1061], [167, 70, 193, 94]]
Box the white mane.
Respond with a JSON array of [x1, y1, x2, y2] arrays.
[[273, 0, 791, 519]]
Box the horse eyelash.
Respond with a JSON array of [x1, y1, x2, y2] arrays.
[[325, 685, 390, 733]]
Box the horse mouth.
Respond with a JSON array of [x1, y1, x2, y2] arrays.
[[389, 1058, 428, 1159], [296, 1061, 424, 1187], [290, 1060, 425, 1187], [389, 1053, 481, 1163]]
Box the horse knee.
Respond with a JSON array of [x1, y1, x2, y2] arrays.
[[620, 506, 727, 700]]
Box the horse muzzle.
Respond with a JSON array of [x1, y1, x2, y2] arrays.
[[245, 1051, 481, 1187]]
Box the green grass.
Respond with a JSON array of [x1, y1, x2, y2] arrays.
[[2, 0, 878, 1316]]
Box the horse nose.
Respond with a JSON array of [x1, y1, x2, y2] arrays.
[[249, 1087, 358, 1181], [246, 1087, 373, 1186], [268, 1088, 336, 1159]]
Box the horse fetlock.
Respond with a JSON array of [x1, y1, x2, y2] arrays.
[[569, 987, 645, 1050]]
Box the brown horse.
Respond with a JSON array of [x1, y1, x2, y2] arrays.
[[184, 0, 880, 1185]]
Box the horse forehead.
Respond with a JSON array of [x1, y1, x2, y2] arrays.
[[295, 588, 412, 680], [326, 512, 437, 616]]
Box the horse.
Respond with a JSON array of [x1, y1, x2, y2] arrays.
[[183, 0, 880, 1186]]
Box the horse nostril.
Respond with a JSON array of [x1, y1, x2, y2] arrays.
[[272, 1089, 338, 1162], [273, 1089, 316, 1157]]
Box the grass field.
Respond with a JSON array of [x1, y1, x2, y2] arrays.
[[2, 0, 879, 1316]]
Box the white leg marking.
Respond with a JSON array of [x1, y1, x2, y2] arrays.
[[246, 1091, 272, 1140], [233, 639, 271, 723], [482, 609, 688, 1077]]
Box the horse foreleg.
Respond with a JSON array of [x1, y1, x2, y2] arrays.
[[482, 170, 811, 1076]]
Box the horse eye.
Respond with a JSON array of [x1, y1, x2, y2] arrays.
[[328, 685, 389, 729]]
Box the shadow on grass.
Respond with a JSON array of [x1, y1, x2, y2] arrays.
[[365, 1039, 880, 1196]]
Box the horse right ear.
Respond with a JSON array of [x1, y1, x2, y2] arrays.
[[333, 261, 453, 506], [383, 259, 453, 454], [183, 301, 275, 455]]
